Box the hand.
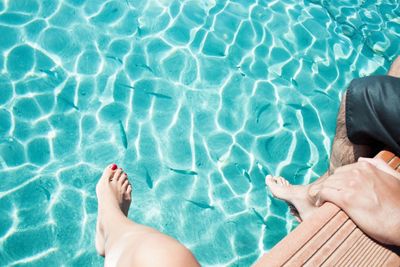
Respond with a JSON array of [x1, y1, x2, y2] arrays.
[[309, 158, 400, 246]]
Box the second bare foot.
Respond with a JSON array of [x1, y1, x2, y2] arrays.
[[266, 175, 317, 222]]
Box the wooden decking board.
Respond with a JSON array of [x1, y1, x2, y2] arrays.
[[360, 244, 384, 266], [374, 248, 391, 266], [388, 156, 400, 169], [349, 238, 375, 266], [303, 219, 356, 267], [337, 234, 370, 267], [349, 236, 379, 267], [370, 247, 390, 266], [255, 151, 400, 266], [321, 228, 363, 266], [377, 151, 395, 162], [383, 253, 400, 266], [365, 240, 395, 266], [358, 239, 384, 266], [395, 162, 400, 170], [284, 211, 348, 266], [336, 230, 367, 267], [253, 204, 341, 266], [359, 237, 379, 265], [378, 248, 393, 266]]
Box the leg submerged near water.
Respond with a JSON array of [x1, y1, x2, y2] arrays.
[[0, 0, 399, 266]]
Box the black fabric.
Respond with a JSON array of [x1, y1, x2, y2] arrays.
[[346, 75, 400, 155]]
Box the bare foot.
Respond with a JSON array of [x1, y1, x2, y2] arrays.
[[266, 175, 317, 222], [388, 56, 400, 78], [95, 164, 132, 256]]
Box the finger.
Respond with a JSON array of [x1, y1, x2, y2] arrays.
[[358, 157, 400, 179], [332, 162, 361, 174]]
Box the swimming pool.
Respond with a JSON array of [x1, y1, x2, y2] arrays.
[[0, 0, 399, 266]]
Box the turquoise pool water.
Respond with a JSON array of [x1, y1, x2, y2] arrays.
[[0, 0, 399, 266]]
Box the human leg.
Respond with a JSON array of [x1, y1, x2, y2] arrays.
[[96, 165, 200, 267]]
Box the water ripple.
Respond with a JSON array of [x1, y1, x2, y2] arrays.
[[0, 0, 399, 266]]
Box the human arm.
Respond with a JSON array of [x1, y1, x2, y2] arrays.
[[308, 158, 400, 246]]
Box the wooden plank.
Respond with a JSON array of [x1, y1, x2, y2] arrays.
[[376, 150, 395, 162], [304, 219, 357, 267], [383, 252, 400, 266], [336, 234, 370, 267], [371, 249, 392, 267], [284, 212, 348, 266], [358, 242, 385, 266], [254, 203, 340, 267], [348, 238, 375, 266], [254, 151, 400, 267], [321, 228, 363, 266], [388, 156, 400, 170]]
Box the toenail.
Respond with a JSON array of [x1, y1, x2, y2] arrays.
[[111, 164, 118, 170]]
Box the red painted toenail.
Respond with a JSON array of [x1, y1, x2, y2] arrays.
[[111, 164, 118, 170]]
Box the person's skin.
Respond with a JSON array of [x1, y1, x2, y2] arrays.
[[95, 164, 200, 267], [388, 55, 400, 78], [266, 88, 372, 221], [266, 55, 400, 222], [309, 157, 400, 246]]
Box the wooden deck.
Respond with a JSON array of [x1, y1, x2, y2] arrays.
[[254, 151, 400, 267]]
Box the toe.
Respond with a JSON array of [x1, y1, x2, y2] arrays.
[[121, 179, 129, 191], [118, 173, 128, 186], [112, 168, 123, 182], [101, 164, 117, 182], [266, 175, 276, 184], [279, 177, 290, 186], [266, 175, 293, 200], [125, 184, 132, 200]]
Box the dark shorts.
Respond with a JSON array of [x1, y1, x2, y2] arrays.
[[346, 75, 400, 155]]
